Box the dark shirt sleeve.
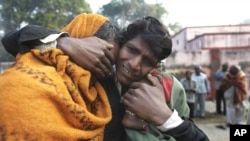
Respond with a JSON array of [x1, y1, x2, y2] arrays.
[[1, 25, 67, 56], [163, 118, 210, 141]]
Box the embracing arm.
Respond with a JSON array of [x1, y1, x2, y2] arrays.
[[122, 74, 209, 141], [57, 36, 114, 78], [1, 25, 114, 78], [158, 77, 209, 141], [164, 118, 209, 141]]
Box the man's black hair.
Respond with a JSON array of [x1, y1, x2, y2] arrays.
[[118, 16, 172, 61]]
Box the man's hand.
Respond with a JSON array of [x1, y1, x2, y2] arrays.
[[57, 36, 114, 79], [121, 74, 173, 126]]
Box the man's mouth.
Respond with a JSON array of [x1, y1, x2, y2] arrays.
[[121, 65, 139, 79], [123, 65, 133, 76]]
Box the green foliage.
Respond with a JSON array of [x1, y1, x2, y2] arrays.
[[168, 22, 183, 35], [99, 0, 167, 27], [0, 0, 92, 34]]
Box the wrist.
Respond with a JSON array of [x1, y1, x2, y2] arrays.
[[57, 36, 69, 50], [153, 108, 173, 126], [156, 109, 183, 132]]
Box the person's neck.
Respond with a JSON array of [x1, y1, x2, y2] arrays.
[[196, 72, 200, 75], [121, 85, 129, 96]]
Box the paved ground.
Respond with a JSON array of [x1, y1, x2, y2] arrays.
[[196, 123, 229, 141], [192, 101, 230, 141]]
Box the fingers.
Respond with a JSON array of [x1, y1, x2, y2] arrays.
[[92, 65, 111, 79], [87, 61, 110, 79], [121, 90, 136, 108], [128, 75, 158, 89], [146, 74, 157, 86], [92, 68, 106, 79], [95, 37, 114, 77], [97, 38, 115, 66], [96, 61, 112, 77], [102, 40, 114, 50], [96, 37, 113, 49], [104, 48, 115, 66]]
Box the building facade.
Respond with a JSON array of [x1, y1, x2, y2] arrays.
[[165, 24, 250, 98]]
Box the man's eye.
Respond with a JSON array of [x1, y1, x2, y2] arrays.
[[144, 59, 154, 66], [126, 46, 136, 53]]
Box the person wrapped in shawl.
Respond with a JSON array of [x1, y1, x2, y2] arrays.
[[0, 13, 116, 141], [220, 65, 248, 125]]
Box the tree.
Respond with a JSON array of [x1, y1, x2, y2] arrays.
[[99, 0, 167, 28], [0, 0, 92, 34], [168, 22, 182, 35]]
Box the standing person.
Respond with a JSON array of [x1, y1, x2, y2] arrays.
[[181, 70, 197, 118], [247, 103, 250, 125], [1, 14, 209, 141], [214, 62, 229, 115], [191, 65, 210, 118], [220, 65, 248, 125]]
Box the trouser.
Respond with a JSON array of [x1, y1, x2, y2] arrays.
[[187, 102, 195, 118], [216, 89, 226, 114], [194, 93, 206, 117], [247, 105, 250, 125], [225, 100, 246, 124]]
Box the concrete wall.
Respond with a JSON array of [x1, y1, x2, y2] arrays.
[[165, 50, 211, 67], [172, 29, 187, 51], [186, 25, 250, 41], [188, 33, 250, 50], [172, 24, 250, 51], [165, 49, 250, 71]]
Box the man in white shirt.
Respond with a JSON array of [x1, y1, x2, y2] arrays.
[[191, 65, 210, 118]]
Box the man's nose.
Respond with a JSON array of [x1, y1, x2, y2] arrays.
[[129, 56, 141, 71]]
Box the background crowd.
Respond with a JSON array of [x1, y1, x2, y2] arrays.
[[165, 62, 250, 129]]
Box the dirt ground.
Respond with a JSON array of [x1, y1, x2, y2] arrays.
[[192, 112, 226, 124], [193, 112, 231, 141]]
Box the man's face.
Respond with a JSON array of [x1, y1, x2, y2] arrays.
[[229, 66, 239, 75], [186, 71, 191, 80], [115, 36, 158, 87], [222, 64, 228, 72], [195, 67, 201, 74]]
